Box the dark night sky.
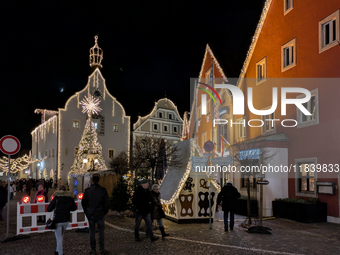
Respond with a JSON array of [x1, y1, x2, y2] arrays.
[[0, 0, 265, 151]]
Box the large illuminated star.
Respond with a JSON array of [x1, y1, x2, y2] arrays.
[[80, 95, 102, 117]]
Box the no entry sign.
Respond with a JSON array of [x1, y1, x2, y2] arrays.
[[0, 135, 21, 155]]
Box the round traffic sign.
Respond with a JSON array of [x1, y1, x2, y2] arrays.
[[0, 135, 21, 155], [204, 140, 214, 152]]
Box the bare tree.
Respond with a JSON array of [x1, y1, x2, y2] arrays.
[[131, 134, 181, 185], [109, 151, 129, 178], [229, 138, 276, 227]]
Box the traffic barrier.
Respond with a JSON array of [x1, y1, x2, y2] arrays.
[[17, 193, 88, 235]]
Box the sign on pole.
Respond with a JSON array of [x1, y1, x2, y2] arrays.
[[0, 135, 21, 238]]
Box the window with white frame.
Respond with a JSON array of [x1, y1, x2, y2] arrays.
[[109, 149, 115, 159], [73, 120, 80, 129], [159, 112, 163, 118], [174, 126, 178, 133], [168, 113, 173, 119], [164, 125, 169, 132], [153, 123, 159, 131], [281, 38, 296, 72], [295, 158, 317, 197], [113, 124, 119, 132], [256, 57, 266, 84], [262, 112, 275, 133], [93, 122, 98, 130], [319, 10, 339, 53], [297, 89, 318, 128], [284, 0, 293, 15], [236, 118, 246, 139]]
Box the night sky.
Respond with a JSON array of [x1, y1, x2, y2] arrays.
[[0, 0, 265, 152]]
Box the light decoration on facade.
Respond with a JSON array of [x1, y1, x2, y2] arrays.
[[133, 98, 184, 130], [80, 95, 102, 117], [199, 44, 228, 80], [239, 0, 272, 81], [0, 155, 46, 174], [89, 35, 103, 68], [31, 115, 58, 142]]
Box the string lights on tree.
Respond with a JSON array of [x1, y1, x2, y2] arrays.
[[71, 95, 106, 174]]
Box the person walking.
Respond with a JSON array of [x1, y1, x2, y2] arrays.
[[34, 184, 49, 222], [217, 179, 241, 231], [0, 181, 8, 221], [133, 180, 159, 242], [82, 174, 109, 255], [150, 184, 169, 238], [47, 185, 77, 255]]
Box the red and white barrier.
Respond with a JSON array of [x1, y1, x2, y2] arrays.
[[17, 194, 88, 235]]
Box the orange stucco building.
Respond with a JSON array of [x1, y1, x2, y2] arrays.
[[239, 0, 340, 222]]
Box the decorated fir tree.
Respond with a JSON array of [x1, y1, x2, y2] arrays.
[[71, 95, 106, 173]]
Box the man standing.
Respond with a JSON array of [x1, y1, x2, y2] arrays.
[[217, 180, 241, 231], [82, 174, 109, 255], [133, 180, 159, 242]]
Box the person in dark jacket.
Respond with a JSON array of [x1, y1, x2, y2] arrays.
[[26, 179, 33, 196], [0, 181, 8, 221], [133, 180, 159, 242], [217, 180, 241, 231], [82, 174, 109, 255], [47, 185, 77, 255], [150, 184, 169, 238]]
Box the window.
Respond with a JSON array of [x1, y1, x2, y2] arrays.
[[159, 112, 163, 118], [295, 158, 317, 197], [241, 172, 257, 189], [45, 151, 47, 157], [73, 120, 80, 129], [281, 38, 296, 72], [113, 124, 119, 132], [262, 112, 276, 134], [164, 125, 168, 132], [236, 118, 246, 139], [197, 105, 201, 119], [319, 10, 339, 53], [256, 57, 266, 85], [153, 123, 159, 130], [284, 0, 293, 15], [297, 89, 319, 128], [168, 113, 172, 119], [174, 126, 178, 133], [109, 149, 115, 159], [94, 122, 98, 130]]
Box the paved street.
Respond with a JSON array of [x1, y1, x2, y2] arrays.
[[1, 190, 340, 255]]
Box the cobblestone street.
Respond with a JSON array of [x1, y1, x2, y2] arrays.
[[1, 190, 340, 255]]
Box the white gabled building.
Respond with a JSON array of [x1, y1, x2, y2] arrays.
[[133, 98, 183, 144], [31, 36, 130, 183]]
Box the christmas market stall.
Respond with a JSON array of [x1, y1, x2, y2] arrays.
[[159, 139, 220, 223]]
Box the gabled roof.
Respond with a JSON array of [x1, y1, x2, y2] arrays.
[[133, 98, 183, 131], [238, 0, 273, 82]]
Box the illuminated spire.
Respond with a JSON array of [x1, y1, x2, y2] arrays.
[[89, 35, 103, 68]]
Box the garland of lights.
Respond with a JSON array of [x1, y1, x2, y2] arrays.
[[31, 115, 57, 142], [0, 155, 46, 174]]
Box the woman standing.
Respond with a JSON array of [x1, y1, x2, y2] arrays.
[[150, 184, 169, 238], [47, 185, 77, 255]]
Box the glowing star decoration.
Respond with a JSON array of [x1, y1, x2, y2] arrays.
[[80, 95, 102, 117]]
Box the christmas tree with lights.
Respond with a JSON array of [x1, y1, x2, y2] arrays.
[[71, 95, 106, 173]]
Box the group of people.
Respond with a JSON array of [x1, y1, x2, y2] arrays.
[[2, 173, 241, 255]]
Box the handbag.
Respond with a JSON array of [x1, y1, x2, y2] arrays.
[[46, 198, 58, 229]]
